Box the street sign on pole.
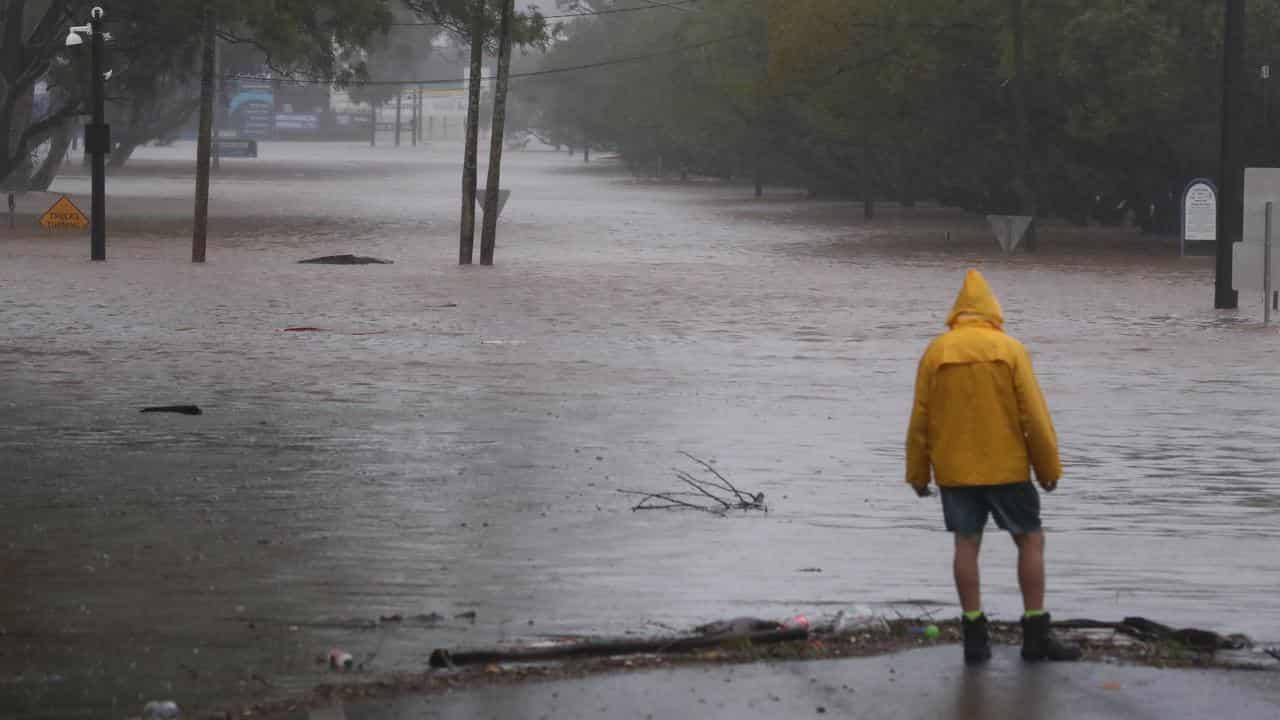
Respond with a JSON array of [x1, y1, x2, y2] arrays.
[[475, 189, 511, 219], [986, 214, 1032, 253]]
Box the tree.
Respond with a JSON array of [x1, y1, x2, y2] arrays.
[[403, 0, 546, 264], [188, 0, 397, 261], [1, 2, 88, 189], [519, 0, 1280, 237]]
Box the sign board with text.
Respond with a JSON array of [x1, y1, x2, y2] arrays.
[[39, 195, 88, 230], [1181, 178, 1216, 255]]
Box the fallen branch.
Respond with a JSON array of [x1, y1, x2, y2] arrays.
[[619, 453, 766, 514], [617, 489, 725, 515], [428, 626, 808, 669], [679, 450, 756, 505]]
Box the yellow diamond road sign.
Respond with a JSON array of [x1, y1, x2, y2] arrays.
[[39, 195, 89, 229]]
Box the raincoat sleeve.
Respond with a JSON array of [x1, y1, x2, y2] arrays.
[[905, 348, 935, 490], [1013, 349, 1062, 484]]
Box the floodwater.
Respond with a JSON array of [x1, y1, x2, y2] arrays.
[[1, 142, 1277, 717]]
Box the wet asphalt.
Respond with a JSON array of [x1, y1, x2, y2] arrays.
[[311, 646, 1280, 719]]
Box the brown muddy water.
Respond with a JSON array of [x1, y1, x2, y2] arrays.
[[1, 142, 1277, 717]]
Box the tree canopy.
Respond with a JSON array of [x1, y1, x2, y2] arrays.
[[515, 0, 1280, 231]]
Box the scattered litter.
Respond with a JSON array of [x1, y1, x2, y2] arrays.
[[1101, 682, 1122, 690], [379, 614, 403, 623], [140, 405, 202, 415], [797, 568, 823, 573], [415, 612, 445, 624], [826, 607, 889, 635], [280, 326, 326, 332], [695, 617, 782, 636], [426, 303, 458, 309], [141, 700, 181, 719], [1059, 617, 1252, 652], [784, 615, 811, 631], [298, 254, 392, 265], [328, 649, 354, 671], [454, 610, 478, 622]]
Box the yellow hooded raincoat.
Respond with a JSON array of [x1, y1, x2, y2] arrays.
[[905, 270, 1062, 490]]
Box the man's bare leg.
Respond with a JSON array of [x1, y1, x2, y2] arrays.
[[954, 533, 983, 613], [1012, 531, 1046, 611]]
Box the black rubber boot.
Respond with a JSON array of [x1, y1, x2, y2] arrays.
[[962, 614, 992, 665], [1021, 612, 1082, 661]]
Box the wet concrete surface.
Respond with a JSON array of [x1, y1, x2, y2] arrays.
[[1, 142, 1279, 717], [325, 647, 1280, 720]]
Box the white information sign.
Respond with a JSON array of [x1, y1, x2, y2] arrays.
[[1183, 181, 1216, 242]]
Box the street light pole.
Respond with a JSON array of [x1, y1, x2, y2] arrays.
[[1216, 0, 1244, 309], [67, 8, 109, 260], [83, 8, 109, 261]]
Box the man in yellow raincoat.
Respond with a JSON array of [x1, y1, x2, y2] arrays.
[[906, 269, 1080, 664]]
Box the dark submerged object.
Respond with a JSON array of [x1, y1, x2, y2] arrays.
[[298, 254, 392, 265], [141, 405, 203, 415]]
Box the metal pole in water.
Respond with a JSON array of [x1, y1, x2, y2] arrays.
[[1266, 201, 1272, 324]]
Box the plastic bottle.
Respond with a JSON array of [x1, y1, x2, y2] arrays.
[[329, 648, 354, 670]]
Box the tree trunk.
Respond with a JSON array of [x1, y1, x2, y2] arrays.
[[1009, 0, 1037, 251], [28, 122, 72, 190], [862, 143, 874, 219], [192, 5, 216, 264], [109, 140, 139, 169], [369, 102, 377, 146], [479, 0, 515, 266], [0, 0, 26, 188], [460, 0, 485, 264]]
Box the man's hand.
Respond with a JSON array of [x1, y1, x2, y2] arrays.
[[912, 484, 933, 498], [1038, 477, 1058, 493]]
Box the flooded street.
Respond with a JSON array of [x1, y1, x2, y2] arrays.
[[2, 142, 1278, 716]]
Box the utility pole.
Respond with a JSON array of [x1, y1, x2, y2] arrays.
[[395, 90, 403, 147], [1263, 64, 1272, 164], [1217, 0, 1245, 309], [460, 0, 486, 264], [87, 8, 108, 261], [1009, 0, 1037, 251], [192, 4, 216, 263], [479, 0, 514, 266]]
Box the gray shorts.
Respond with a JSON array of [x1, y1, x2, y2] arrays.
[[940, 482, 1041, 536]]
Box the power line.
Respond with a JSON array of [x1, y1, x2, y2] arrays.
[[226, 33, 745, 86], [389, 0, 700, 26]]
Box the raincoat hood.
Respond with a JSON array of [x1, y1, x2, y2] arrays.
[[946, 270, 1004, 329]]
